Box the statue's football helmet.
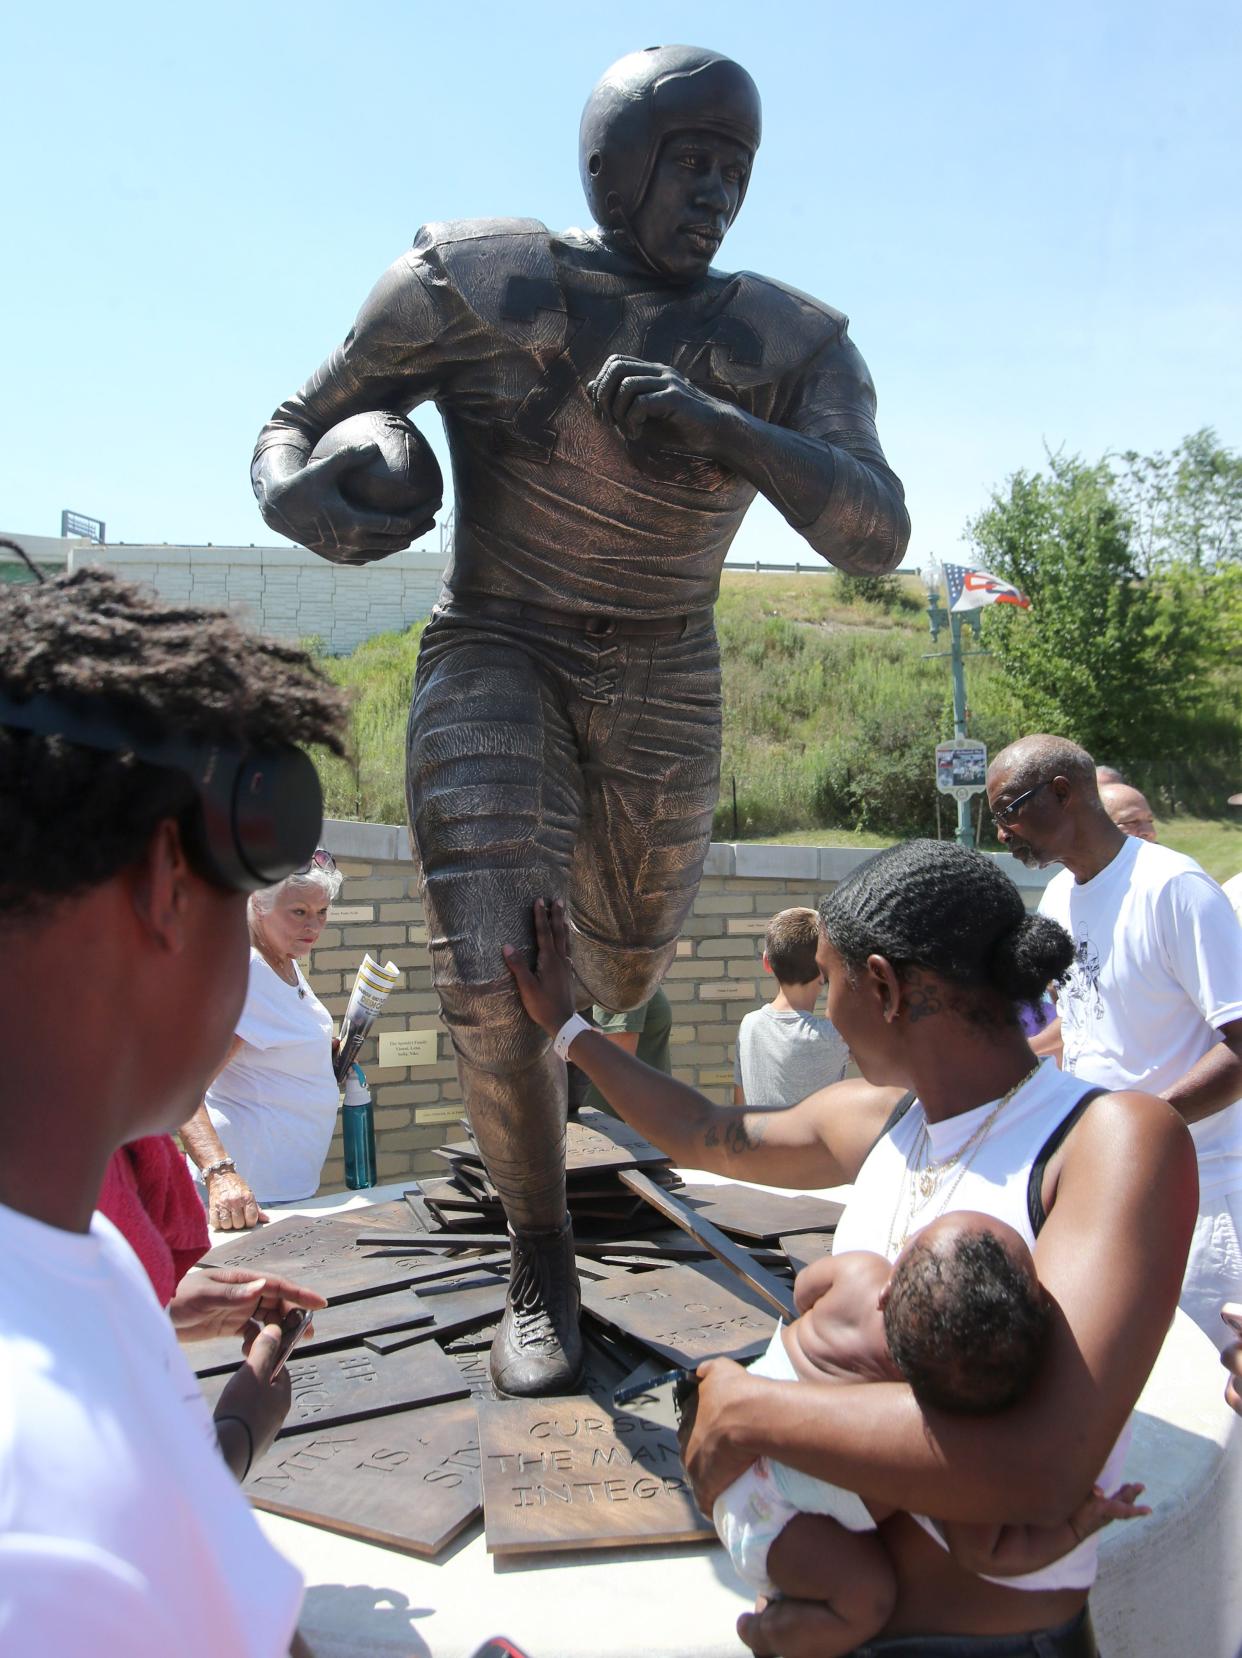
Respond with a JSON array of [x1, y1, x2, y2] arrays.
[[579, 46, 762, 250]]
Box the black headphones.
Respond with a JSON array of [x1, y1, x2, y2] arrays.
[[0, 690, 324, 893]]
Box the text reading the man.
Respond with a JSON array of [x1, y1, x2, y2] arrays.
[[476, 1397, 714, 1554]]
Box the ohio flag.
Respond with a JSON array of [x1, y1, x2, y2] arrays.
[[944, 564, 1031, 612]]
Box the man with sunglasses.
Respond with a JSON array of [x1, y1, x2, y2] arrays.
[[987, 734, 1242, 1346]]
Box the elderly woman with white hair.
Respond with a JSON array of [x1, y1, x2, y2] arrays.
[[181, 850, 343, 1229]]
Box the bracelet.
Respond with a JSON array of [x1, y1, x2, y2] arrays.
[[202, 1158, 236, 1180], [552, 1012, 592, 1061], [215, 1413, 254, 1479]]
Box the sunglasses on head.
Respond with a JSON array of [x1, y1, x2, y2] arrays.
[[295, 848, 337, 876]]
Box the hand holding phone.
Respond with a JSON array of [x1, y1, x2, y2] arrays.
[[269, 1306, 313, 1381]]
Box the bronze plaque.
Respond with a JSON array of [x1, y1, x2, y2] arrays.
[[200, 1338, 468, 1434], [245, 1400, 481, 1557], [563, 1110, 673, 1175], [202, 1215, 434, 1304], [618, 1171, 796, 1318], [201, 1215, 363, 1272], [780, 1231, 836, 1276], [676, 1184, 844, 1240], [415, 1275, 510, 1343], [190, 1286, 435, 1378], [476, 1395, 713, 1555], [581, 1260, 775, 1368], [333, 1199, 426, 1236]]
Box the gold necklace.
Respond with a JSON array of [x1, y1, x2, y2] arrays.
[[885, 1066, 1038, 1257]]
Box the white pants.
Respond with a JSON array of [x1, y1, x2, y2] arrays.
[[1180, 1191, 1242, 1352]]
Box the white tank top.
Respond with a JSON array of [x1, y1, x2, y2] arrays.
[[833, 1058, 1130, 1593]]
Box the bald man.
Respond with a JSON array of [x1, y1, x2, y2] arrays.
[[988, 734, 1242, 1347], [1100, 782, 1157, 842]]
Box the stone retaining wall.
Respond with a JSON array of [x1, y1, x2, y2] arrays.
[[66, 540, 444, 656], [308, 820, 1052, 1195]]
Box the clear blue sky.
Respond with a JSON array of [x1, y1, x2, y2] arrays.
[[3, 0, 1238, 571]]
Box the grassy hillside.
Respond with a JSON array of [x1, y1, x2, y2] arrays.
[[313, 570, 1241, 880]]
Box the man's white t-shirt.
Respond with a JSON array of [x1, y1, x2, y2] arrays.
[[205, 948, 338, 1203], [1039, 835, 1242, 1200], [0, 1201, 302, 1657], [1223, 871, 1242, 924]]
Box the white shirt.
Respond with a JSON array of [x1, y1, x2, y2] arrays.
[[1038, 836, 1242, 1200], [205, 948, 338, 1203], [733, 1004, 849, 1106], [834, 1060, 1129, 1592], [0, 1202, 302, 1657], [1223, 871, 1242, 924]]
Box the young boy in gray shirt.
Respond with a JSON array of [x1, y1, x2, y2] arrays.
[[733, 907, 849, 1106]]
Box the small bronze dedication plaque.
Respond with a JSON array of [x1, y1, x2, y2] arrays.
[[476, 1396, 714, 1556]]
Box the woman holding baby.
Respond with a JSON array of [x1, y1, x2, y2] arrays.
[[504, 839, 1196, 1657]]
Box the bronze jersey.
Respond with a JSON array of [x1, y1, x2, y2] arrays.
[[254, 218, 907, 617]]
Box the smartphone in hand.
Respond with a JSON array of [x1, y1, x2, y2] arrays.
[[269, 1307, 313, 1381]]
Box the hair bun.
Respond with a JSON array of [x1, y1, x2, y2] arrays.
[[988, 914, 1074, 1003]]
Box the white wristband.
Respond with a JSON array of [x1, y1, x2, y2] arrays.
[[553, 1012, 592, 1060]]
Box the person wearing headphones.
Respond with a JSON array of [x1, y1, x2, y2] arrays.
[[0, 559, 343, 1656]]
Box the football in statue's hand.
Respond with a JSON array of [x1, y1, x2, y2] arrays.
[[311, 411, 443, 522]]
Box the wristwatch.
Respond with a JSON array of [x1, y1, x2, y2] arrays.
[[202, 1157, 237, 1180]]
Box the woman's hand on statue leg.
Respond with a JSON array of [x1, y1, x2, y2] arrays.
[[503, 897, 576, 1036]]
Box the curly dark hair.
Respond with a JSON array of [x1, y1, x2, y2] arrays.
[[883, 1225, 1049, 1414], [818, 839, 1073, 1014], [0, 565, 346, 921]]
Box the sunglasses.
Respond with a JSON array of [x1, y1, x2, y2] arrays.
[[991, 779, 1051, 829], [296, 848, 337, 876]]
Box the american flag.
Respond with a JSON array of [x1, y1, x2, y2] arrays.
[[944, 563, 1031, 613]]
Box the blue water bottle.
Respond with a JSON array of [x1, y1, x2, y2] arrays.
[[342, 1062, 377, 1190]]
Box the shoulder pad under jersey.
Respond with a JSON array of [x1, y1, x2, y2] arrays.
[[412, 217, 551, 253], [409, 218, 562, 342], [731, 269, 850, 344]]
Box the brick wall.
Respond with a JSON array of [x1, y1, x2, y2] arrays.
[[308, 820, 1053, 1195]]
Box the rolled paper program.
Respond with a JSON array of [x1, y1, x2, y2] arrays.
[[334, 954, 401, 1084]]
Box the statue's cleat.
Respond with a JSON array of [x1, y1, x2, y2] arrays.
[[490, 1216, 584, 1397]]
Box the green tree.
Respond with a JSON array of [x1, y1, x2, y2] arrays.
[[1113, 427, 1242, 574], [967, 452, 1212, 761]]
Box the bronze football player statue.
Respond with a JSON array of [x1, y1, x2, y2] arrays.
[[251, 45, 910, 1396]]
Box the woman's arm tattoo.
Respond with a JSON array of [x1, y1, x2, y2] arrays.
[[704, 1113, 769, 1155]]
